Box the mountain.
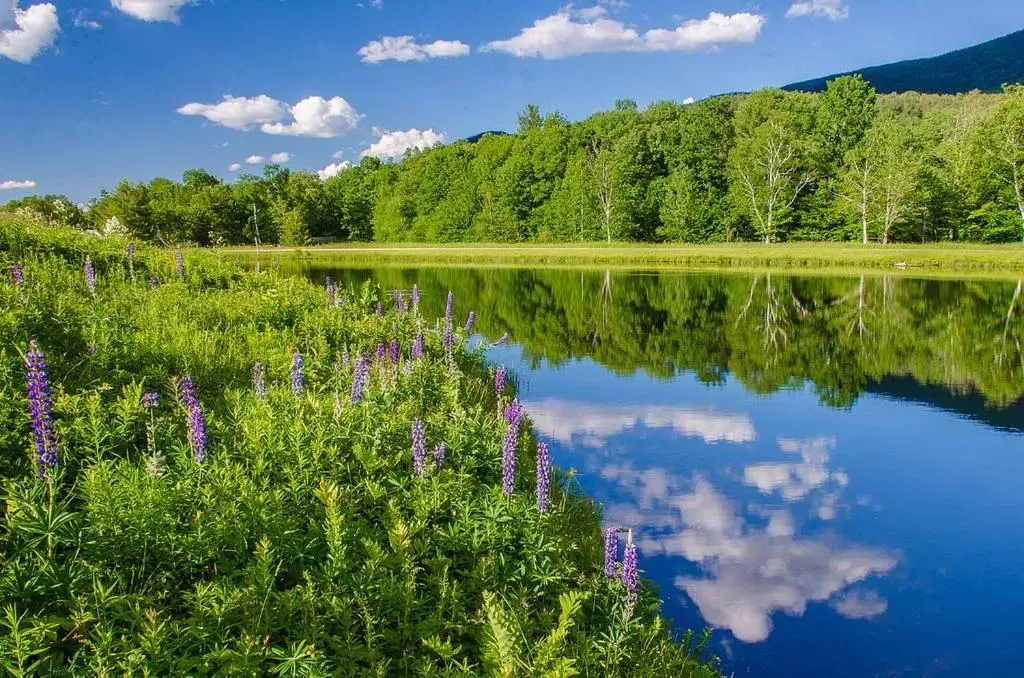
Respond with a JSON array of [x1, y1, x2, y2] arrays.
[[783, 28, 1024, 94], [463, 130, 510, 144]]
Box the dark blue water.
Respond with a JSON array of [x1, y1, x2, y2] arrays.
[[293, 265, 1024, 677]]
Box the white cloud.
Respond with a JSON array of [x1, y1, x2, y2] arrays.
[[786, 0, 850, 21], [177, 95, 289, 130], [318, 161, 351, 180], [269, 152, 290, 163], [524, 399, 757, 447], [830, 589, 888, 620], [261, 96, 361, 138], [0, 3, 59, 64], [72, 9, 101, 30], [245, 155, 265, 164], [483, 7, 764, 59], [331, 150, 346, 160], [0, 179, 37, 190], [362, 128, 445, 159], [111, 0, 194, 23], [358, 35, 470, 63], [743, 437, 837, 501], [683, 96, 696, 105], [228, 163, 241, 172]]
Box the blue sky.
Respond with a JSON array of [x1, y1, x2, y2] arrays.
[[2, 0, 1024, 201]]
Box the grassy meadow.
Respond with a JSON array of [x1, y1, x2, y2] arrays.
[[0, 222, 718, 676]]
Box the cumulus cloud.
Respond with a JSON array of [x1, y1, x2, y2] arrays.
[[743, 437, 837, 501], [245, 155, 265, 164], [178, 94, 362, 138], [269, 152, 290, 163], [228, 163, 241, 172], [483, 6, 764, 59], [261, 96, 361, 138], [112, 0, 194, 23], [72, 9, 101, 30], [830, 589, 888, 619], [362, 128, 445, 159], [358, 35, 470, 63], [177, 95, 289, 130], [786, 0, 850, 21], [523, 399, 756, 447], [317, 161, 351, 180], [0, 179, 37, 189], [683, 96, 696, 105], [0, 3, 59, 64]]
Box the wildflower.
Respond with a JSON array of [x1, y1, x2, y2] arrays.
[[445, 290, 454, 324], [326, 276, 336, 307], [404, 362, 413, 376], [434, 441, 446, 469], [127, 242, 135, 261], [389, 338, 399, 365], [143, 392, 160, 409], [11, 264, 23, 287], [465, 311, 476, 333], [412, 331, 424, 360], [178, 376, 207, 464], [501, 401, 522, 496], [176, 250, 185, 280], [350, 354, 369, 404], [84, 256, 96, 295], [495, 366, 506, 395], [603, 528, 618, 579], [622, 530, 639, 619], [536, 442, 551, 513], [496, 333, 509, 346], [376, 342, 386, 365], [443, 321, 454, 362], [376, 301, 383, 317], [342, 349, 350, 366], [252, 361, 266, 398], [291, 352, 304, 395], [86, 343, 96, 357], [149, 275, 159, 289], [411, 284, 420, 313], [394, 290, 406, 313], [24, 341, 59, 474], [412, 419, 426, 478]]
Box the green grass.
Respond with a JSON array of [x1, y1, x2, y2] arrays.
[[228, 241, 1024, 277], [0, 222, 720, 677]]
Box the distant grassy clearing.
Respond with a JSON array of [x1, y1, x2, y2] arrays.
[[229, 242, 1024, 276]]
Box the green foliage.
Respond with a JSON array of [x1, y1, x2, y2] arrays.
[[0, 223, 720, 676]]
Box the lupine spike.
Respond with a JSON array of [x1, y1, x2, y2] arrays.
[[252, 361, 266, 398], [389, 338, 399, 365], [376, 301, 383, 316], [376, 342, 386, 365], [291, 352, 304, 395], [445, 290, 454, 324], [411, 284, 420, 313], [24, 341, 59, 474], [603, 528, 618, 579], [495, 365, 506, 395], [465, 311, 476, 333], [412, 331, 424, 360], [394, 290, 406, 313], [495, 333, 509, 346], [149, 275, 159, 289], [84, 257, 96, 295], [501, 400, 522, 496], [12, 264, 24, 286], [434, 441, 446, 469], [143, 392, 160, 409], [350, 353, 369, 404], [127, 242, 135, 261], [178, 376, 207, 464], [411, 419, 426, 478], [536, 442, 551, 513], [622, 530, 639, 618]]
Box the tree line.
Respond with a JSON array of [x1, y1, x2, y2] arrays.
[[5, 77, 1024, 245]]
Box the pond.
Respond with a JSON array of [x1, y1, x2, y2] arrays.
[[283, 261, 1024, 677]]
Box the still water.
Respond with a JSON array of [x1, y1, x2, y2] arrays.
[[295, 263, 1024, 677]]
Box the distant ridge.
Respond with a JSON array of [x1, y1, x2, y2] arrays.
[[783, 28, 1024, 94], [463, 130, 509, 143]]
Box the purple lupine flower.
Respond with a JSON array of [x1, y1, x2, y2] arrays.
[[376, 301, 383, 317], [465, 311, 476, 333], [350, 353, 369, 404], [149, 275, 159, 289], [12, 264, 24, 287], [501, 401, 522, 496], [175, 250, 185, 281], [411, 419, 426, 478], [178, 376, 207, 464], [444, 290, 454, 324], [84, 257, 96, 296], [252, 361, 266, 398], [603, 528, 618, 579], [291, 352, 304, 395], [143, 391, 160, 409], [412, 331, 424, 360], [622, 530, 639, 618], [411, 284, 420, 313], [389, 338, 399, 365], [495, 333, 509, 346], [127, 242, 135, 261], [536, 442, 551, 514], [376, 342, 386, 365], [442, 321, 454, 361], [434, 441, 446, 469], [326, 277, 336, 307], [24, 341, 59, 474], [86, 343, 96, 357], [394, 290, 406, 313], [342, 349, 350, 366], [495, 366, 506, 395]]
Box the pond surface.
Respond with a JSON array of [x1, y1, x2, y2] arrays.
[[290, 262, 1024, 677]]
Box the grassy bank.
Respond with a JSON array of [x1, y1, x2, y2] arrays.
[[0, 223, 718, 676], [230, 241, 1024, 276]]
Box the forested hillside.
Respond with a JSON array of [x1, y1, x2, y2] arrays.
[[784, 29, 1024, 95], [6, 78, 1024, 245]]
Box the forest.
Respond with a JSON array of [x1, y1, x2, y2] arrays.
[[5, 77, 1024, 246]]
